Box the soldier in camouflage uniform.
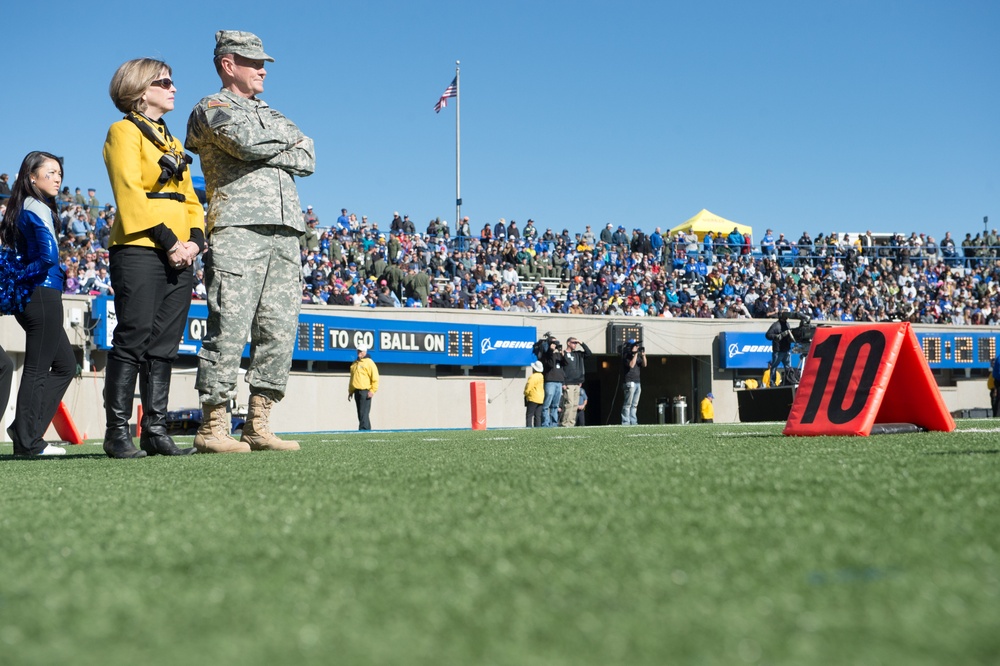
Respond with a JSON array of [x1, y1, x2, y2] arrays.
[[185, 30, 315, 453], [403, 264, 431, 307]]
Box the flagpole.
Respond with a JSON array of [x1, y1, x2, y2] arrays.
[[455, 61, 461, 238]]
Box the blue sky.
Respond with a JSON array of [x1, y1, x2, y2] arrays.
[[2, 0, 996, 243]]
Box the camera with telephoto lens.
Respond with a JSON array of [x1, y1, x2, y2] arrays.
[[533, 333, 561, 359], [622, 340, 643, 358], [778, 311, 816, 343], [157, 151, 193, 183]]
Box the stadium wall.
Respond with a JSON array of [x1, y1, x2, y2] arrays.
[[0, 297, 993, 440]]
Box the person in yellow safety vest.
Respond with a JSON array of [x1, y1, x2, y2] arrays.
[[700, 393, 714, 423]]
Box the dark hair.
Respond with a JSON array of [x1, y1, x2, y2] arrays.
[[1, 151, 63, 247]]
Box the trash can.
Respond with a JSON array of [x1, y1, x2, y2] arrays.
[[672, 396, 688, 424], [656, 398, 669, 425]]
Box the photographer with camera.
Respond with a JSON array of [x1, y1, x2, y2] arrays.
[[764, 313, 795, 388], [621, 339, 646, 425], [559, 337, 592, 427], [532, 331, 553, 361], [540, 336, 566, 427]]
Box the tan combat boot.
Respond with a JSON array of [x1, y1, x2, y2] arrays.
[[241, 394, 300, 451], [194, 403, 251, 453]]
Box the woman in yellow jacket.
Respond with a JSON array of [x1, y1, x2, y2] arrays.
[[524, 360, 545, 427], [102, 58, 205, 458]]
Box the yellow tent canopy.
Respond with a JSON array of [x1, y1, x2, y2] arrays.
[[668, 209, 752, 242]]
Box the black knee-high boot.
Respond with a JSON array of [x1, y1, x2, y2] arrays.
[[103, 357, 146, 459], [139, 360, 195, 456]]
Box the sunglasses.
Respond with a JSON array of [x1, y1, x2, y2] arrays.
[[149, 78, 174, 90]]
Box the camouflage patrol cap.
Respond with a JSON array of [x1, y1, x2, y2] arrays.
[[214, 30, 274, 62]]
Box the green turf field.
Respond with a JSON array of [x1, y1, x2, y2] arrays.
[[1, 422, 998, 665]]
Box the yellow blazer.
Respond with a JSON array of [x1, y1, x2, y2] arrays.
[[103, 118, 204, 248]]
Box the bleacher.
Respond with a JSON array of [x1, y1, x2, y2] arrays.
[[432, 276, 568, 302]]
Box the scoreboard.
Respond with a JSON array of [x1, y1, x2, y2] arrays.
[[720, 329, 999, 370], [917, 333, 994, 366], [92, 297, 537, 367]]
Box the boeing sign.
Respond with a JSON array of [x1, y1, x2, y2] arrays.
[[719, 332, 802, 369]]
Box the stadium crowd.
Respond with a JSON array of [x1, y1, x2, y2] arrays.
[[2, 182, 999, 326]]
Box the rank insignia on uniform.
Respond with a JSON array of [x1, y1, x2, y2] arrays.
[[207, 100, 231, 108], [209, 110, 231, 128]]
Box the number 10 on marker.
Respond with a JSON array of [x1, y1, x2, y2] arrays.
[[783, 323, 954, 436], [800, 331, 886, 425]]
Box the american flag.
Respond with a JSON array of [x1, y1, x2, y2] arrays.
[[434, 77, 457, 113]]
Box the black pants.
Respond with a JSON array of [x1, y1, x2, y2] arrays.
[[354, 391, 372, 430], [0, 345, 13, 426], [11, 287, 76, 455], [525, 402, 543, 427], [109, 246, 193, 366]]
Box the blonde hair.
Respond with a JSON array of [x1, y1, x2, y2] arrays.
[[109, 58, 171, 114]]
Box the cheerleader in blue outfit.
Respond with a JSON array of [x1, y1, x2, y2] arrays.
[[0, 152, 75, 456]]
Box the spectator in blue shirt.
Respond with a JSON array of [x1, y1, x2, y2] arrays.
[[336, 208, 350, 232], [650, 227, 664, 260], [728, 227, 745, 254], [611, 225, 629, 246], [760, 228, 776, 257]]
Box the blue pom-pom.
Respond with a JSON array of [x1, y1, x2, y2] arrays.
[[0, 246, 39, 315]]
